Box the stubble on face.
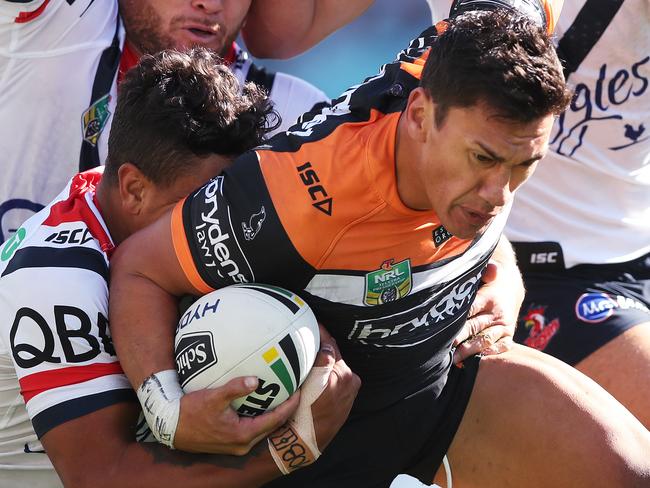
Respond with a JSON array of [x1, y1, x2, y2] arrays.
[[119, 1, 241, 58], [120, 1, 175, 55]]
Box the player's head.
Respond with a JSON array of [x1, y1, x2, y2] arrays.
[[448, 0, 563, 35], [421, 9, 569, 127], [398, 9, 571, 240], [101, 47, 276, 240], [118, 0, 251, 58]]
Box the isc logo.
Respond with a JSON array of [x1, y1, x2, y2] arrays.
[[530, 252, 558, 264], [45, 228, 93, 245], [296, 162, 332, 216]]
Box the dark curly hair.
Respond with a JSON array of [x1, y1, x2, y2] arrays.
[[422, 9, 572, 126], [104, 48, 279, 186]]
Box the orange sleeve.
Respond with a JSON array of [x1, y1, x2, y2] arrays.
[[170, 200, 214, 295]]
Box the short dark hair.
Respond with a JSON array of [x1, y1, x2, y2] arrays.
[[421, 9, 572, 126], [105, 48, 279, 186]]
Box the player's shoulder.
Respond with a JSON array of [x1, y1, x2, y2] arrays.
[[0, 0, 118, 55], [270, 70, 328, 104], [0, 170, 110, 280]]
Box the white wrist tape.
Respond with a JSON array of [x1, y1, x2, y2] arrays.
[[136, 370, 184, 449], [268, 364, 332, 474]]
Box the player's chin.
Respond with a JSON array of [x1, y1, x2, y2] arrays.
[[444, 219, 486, 241], [175, 30, 225, 52], [449, 210, 495, 239]]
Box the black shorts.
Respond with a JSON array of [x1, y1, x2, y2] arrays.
[[263, 355, 480, 488], [513, 246, 650, 365]]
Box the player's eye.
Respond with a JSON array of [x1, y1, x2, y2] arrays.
[[473, 152, 496, 166]]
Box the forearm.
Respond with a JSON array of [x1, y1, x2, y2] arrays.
[[44, 402, 283, 488], [55, 436, 280, 488], [112, 441, 279, 488], [243, 0, 374, 58]]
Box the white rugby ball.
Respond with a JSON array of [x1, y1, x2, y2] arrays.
[[174, 284, 319, 416]]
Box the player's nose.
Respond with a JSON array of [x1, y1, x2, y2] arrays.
[[479, 167, 512, 208], [191, 0, 224, 15]]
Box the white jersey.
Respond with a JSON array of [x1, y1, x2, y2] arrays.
[[506, 0, 650, 267], [0, 0, 121, 247], [428, 0, 650, 267], [0, 0, 328, 245], [0, 168, 132, 487]]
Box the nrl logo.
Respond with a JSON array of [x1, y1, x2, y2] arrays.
[[364, 258, 412, 306], [81, 93, 111, 146], [242, 206, 266, 241]]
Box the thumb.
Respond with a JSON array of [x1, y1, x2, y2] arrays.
[[208, 376, 259, 404]]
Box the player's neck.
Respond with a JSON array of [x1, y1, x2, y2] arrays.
[[394, 113, 429, 211]]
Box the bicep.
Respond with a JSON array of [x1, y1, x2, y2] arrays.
[[111, 208, 198, 298]]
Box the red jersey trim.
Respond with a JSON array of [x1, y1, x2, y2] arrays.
[[43, 170, 115, 257], [14, 0, 50, 24], [223, 42, 237, 65], [118, 40, 139, 84], [20, 362, 124, 403]]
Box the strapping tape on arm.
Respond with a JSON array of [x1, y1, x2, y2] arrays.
[[267, 364, 331, 474], [136, 369, 184, 449]]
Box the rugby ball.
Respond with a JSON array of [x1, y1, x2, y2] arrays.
[[174, 284, 319, 416]]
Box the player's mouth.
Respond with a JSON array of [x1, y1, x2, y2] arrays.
[[460, 206, 496, 228], [183, 23, 221, 42]]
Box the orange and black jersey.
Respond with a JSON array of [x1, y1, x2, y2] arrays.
[[171, 25, 510, 411]]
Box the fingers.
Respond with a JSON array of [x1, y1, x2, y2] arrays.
[[310, 356, 360, 451], [237, 392, 301, 448], [481, 336, 514, 356], [454, 314, 490, 346], [328, 357, 360, 396], [318, 323, 341, 361], [213, 376, 260, 403], [465, 293, 489, 322], [313, 340, 337, 368], [318, 322, 335, 343], [453, 324, 512, 365]]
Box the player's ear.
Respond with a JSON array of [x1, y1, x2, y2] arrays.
[[117, 162, 148, 215], [403, 87, 434, 143]]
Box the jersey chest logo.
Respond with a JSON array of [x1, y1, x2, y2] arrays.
[[364, 258, 412, 306], [81, 93, 111, 147], [242, 206, 266, 241]]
